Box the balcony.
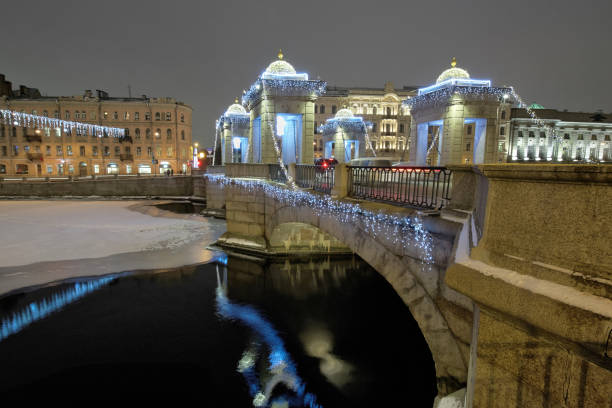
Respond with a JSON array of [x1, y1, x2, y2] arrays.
[[27, 152, 44, 161], [120, 154, 134, 161], [25, 134, 42, 143]]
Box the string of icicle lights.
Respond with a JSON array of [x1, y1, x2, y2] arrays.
[[205, 174, 433, 265], [242, 78, 326, 108], [0, 109, 125, 138], [0, 275, 117, 343]]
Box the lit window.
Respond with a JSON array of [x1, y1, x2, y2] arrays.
[[165, 112, 171, 121], [135, 112, 140, 120]]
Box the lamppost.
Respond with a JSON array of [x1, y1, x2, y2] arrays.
[[154, 130, 160, 175], [193, 142, 199, 169]]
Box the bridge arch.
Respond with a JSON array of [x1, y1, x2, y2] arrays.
[[265, 200, 469, 394]]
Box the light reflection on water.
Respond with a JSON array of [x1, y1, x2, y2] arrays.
[[0, 255, 436, 406], [216, 264, 322, 408], [0, 275, 118, 342]]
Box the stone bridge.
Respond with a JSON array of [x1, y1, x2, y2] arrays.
[[206, 163, 612, 407]]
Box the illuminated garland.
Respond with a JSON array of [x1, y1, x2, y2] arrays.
[[404, 85, 514, 110], [319, 118, 371, 137], [205, 174, 433, 264], [0, 275, 118, 342], [264, 118, 297, 189], [216, 113, 250, 130], [242, 78, 326, 108], [0, 109, 125, 138], [509, 90, 558, 139]]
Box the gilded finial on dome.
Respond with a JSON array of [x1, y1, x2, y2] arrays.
[[451, 57, 457, 68], [234, 97, 239, 104], [278, 49, 284, 60]]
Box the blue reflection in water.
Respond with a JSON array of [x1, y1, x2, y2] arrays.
[[0, 275, 117, 343], [215, 265, 322, 408]]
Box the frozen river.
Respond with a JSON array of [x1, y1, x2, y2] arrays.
[[0, 200, 226, 295]]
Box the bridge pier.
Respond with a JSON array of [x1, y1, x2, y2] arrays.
[[446, 164, 612, 407]]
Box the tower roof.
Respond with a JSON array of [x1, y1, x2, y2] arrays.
[[436, 57, 470, 84]]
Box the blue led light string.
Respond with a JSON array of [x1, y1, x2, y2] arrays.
[[0, 109, 125, 138]]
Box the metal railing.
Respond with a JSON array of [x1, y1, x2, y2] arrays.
[[348, 166, 452, 210], [295, 164, 335, 194], [269, 164, 287, 183]]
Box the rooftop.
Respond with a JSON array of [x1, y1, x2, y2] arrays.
[[511, 108, 612, 124]]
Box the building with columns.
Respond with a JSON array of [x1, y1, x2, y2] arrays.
[[0, 74, 193, 177], [507, 106, 612, 163], [314, 82, 415, 160]]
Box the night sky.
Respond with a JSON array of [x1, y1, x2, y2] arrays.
[[1, 0, 611, 146]]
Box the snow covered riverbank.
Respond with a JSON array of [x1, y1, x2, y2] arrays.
[[0, 200, 226, 295]]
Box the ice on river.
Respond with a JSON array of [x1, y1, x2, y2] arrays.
[[0, 200, 226, 295]]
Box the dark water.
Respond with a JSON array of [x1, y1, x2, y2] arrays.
[[0, 256, 436, 406], [155, 201, 205, 214]]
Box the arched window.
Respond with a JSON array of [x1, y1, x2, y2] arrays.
[[0, 126, 4, 138], [12, 127, 17, 137], [166, 129, 172, 140], [181, 130, 185, 140], [135, 128, 141, 139], [314, 105, 318, 114], [320, 105, 325, 114], [386, 107, 391, 116], [501, 110, 506, 119], [124, 128, 130, 137], [82, 111, 87, 119], [146, 128, 151, 139], [372, 106, 377, 115], [0, 164, 5, 174], [155, 129, 161, 139], [331, 105, 337, 114], [180, 113, 185, 123], [155, 112, 161, 121]]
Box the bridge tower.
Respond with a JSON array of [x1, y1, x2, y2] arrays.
[[320, 107, 369, 162], [242, 50, 326, 165], [215, 99, 251, 164], [405, 57, 513, 166]]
